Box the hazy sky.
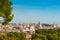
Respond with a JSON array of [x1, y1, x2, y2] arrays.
[[11, 0, 60, 24]]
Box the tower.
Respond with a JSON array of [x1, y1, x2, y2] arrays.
[[37, 21, 42, 29]]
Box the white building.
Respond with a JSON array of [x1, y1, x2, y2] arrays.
[[30, 25, 35, 32]]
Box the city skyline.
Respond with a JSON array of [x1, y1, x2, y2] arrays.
[[11, 0, 60, 24]]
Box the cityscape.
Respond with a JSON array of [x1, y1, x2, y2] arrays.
[[0, 21, 60, 40], [0, 21, 60, 33], [0, 0, 60, 40]]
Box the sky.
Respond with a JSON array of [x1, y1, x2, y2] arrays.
[[11, 0, 60, 24]]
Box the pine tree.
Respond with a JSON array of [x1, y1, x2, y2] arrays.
[[0, 0, 14, 25]]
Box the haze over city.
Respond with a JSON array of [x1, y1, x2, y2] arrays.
[[10, 0, 60, 24]]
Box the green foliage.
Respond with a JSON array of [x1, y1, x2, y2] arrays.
[[32, 28, 60, 40], [0, 32, 27, 40], [20, 32, 27, 40], [0, 0, 14, 25]]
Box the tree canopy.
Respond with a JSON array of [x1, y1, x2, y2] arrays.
[[0, 0, 14, 25], [0, 32, 27, 40], [32, 28, 60, 40]]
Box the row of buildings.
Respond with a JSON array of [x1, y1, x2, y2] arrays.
[[0, 22, 60, 33]]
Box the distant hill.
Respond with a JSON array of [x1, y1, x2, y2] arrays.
[[42, 24, 51, 27]]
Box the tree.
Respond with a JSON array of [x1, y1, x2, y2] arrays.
[[20, 32, 27, 40], [32, 28, 60, 40], [0, 0, 14, 25]]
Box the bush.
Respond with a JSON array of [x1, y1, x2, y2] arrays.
[[32, 28, 60, 40], [0, 32, 27, 40]]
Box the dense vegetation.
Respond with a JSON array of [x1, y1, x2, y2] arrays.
[[0, 0, 14, 25], [32, 28, 60, 40], [0, 28, 60, 40], [0, 32, 27, 40]]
